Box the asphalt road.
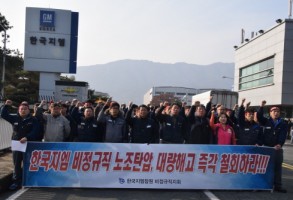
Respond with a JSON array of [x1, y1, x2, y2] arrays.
[[1, 144, 293, 200]]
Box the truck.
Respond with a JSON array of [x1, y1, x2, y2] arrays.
[[192, 90, 238, 109]]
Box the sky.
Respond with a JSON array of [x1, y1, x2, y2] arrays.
[[0, 0, 291, 66]]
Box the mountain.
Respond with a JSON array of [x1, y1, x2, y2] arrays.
[[73, 60, 235, 104]]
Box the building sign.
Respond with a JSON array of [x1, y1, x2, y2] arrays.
[[23, 143, 275, 190], [24, 7, 78, 73], [40, 10, 55, 31], [29, 36, 65, 46], [55, 81, 88, 102], [62, 87, 79, 94]]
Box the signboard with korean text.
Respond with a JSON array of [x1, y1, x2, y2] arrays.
[[24, 7, 78, 73], [23, 143, 275, 190]]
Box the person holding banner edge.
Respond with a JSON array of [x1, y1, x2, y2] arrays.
[[257, 100, 287, 193], [1, 100, 40, 190]]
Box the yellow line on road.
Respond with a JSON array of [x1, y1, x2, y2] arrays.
[[282, 163, 293, 170]]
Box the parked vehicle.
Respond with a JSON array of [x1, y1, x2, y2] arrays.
[[192, 90, 238, 109]]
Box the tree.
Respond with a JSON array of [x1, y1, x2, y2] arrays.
[[60, 75, 76, 81], [1, 13, 39, 104], [0, 12, 13, 57], [87, 89, 109, 103], [0, 12, 12, 32]]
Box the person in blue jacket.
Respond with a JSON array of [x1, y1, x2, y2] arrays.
[[97, 99, 128, 143], [155, 102, 188, 144], [126, 103, 158, 144], [236, 98, 263, 146], [257, 100, 287, 193], [1, 100, 40, 190]]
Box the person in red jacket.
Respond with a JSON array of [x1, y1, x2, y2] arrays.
[[210, 110, 236, 145]]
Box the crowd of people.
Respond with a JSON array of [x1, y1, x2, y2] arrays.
[[0, 96, 289, 192]]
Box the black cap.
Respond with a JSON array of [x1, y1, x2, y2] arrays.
[[245, 107, 255, 113], [51, 103, 61, 107]]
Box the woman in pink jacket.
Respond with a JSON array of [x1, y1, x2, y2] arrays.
[[210, 110, 236, 145]]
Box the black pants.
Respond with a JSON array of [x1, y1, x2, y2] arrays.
[[12, 151, 23, 185], [274, 149, 283, 189]]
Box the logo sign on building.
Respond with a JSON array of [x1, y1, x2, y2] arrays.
[[54, 81, 88, 102], [40, 10, 55, 31], [24, 7, 78, 73]]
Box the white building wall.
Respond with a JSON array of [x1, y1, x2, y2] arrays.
[[143, 87, 153, 105], [39, 72, 60, 100], [235, 21, 286, 106]]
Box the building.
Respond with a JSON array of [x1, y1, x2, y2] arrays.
[[144, 86, 211, 106], [234, 19, 293, 117]]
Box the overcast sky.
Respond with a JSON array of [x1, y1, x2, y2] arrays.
[[1, 0, 290, 66]]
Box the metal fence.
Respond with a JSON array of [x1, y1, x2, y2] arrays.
[[0, 117, 12, 150]]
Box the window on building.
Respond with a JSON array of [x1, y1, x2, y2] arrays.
[[239, 57, 274, 90], [176, 93, 186, 96]]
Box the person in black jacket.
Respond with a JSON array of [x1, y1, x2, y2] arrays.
[[236, 98, 262, 146], [257, 100, 287, 193], [71, 103, 103, 142], [126, 103, 158, 144], [187, 104, 213, 144], [1, 100, 40, 190], [156, 102, 188, 144]]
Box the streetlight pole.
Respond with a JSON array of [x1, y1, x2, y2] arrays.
[[222, 76, 234, 80], [222, 76, 234, 91], [0, 24, 6, 100]]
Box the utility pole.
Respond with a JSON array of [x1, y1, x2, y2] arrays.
[[289, 0, 292, 19], [0, 24, 6, 100]]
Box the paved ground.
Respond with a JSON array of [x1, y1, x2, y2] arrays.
[[0, 149, 13, 192]]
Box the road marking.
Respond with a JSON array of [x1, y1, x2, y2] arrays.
[[6, 188, 29, 200], [204, 190, 221, 200], [283, 163, 293, 170]]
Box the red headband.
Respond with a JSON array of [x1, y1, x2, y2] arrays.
[[270, 107, 280, 112]]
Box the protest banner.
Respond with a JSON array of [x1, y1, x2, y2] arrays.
[[23, 142, 275, 190]]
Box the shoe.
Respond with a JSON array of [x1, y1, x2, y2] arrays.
[[8, 183, 21, 191], [274, 188, 287, 193]]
